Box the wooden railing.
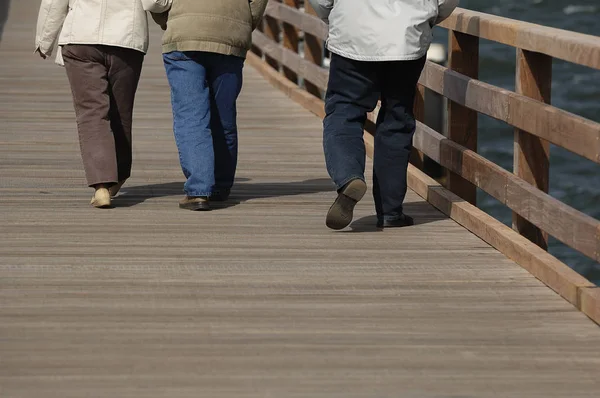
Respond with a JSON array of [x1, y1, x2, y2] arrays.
[[248, 2, 600, 323]]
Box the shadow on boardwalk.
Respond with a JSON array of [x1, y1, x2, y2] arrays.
[[114, 178, 445, 229], [0, 0, 10, 43], [114, 178, 335, 207]]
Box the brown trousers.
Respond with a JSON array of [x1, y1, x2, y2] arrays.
[[62, 45, 144, 187]]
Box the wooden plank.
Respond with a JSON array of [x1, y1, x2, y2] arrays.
[[513, 50, 552, 249], [447, 31, 478, 205], [281, 0, 301, 83], [419, 61, 600, 164], [412, 122, 600, 263], [302, 2, 324, 98], [440, 8, 600, 70]]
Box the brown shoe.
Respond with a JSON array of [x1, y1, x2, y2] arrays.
[[90, 188, 112, 208], [109, 180, 127, 197], [326, 179, 367, 230], [179, 196, 210, 211]]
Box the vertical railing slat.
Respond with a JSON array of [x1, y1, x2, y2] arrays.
[[303, 2, 324, 97], [282, 0, 300, 83], [513, 49, 552, 250], [447, 31, 479, 205]]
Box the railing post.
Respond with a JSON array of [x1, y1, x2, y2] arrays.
[[251, 19, 264, 57], [513, 49, 552, 250], [447, 31, 479, 205], [410, 84, 426, 169], [303, 2, 324, 97], [264, 2, 281, 70], [282, 0, 300, 83]]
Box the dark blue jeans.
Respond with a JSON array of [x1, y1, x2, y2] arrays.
[[163, 51, 244, 197], [323, 53, 426, 221]]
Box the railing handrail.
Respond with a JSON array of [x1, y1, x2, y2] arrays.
[[440, 8, 600, 70]]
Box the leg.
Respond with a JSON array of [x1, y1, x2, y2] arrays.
[[106, 46, 144, 185], [323, 54, 380, 189], [323, 54, 380, 230], [163, 51, 214, 199], [62, 45, 118, 187], [206, 53, 244, 199], [374, 56, 426, 225]]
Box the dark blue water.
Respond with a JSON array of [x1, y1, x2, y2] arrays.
[[434, 0, 600, 284]]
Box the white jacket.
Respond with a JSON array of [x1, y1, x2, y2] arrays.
[[308, 0, 459, 61], [35, 0, 172, 64]]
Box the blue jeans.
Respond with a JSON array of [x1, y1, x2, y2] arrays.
[[323, 53, 426, 221], [163, 51, 244, 197]]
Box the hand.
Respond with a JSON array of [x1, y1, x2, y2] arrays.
[[36, 49, 47, 59]]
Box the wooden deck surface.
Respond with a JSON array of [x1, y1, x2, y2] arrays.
[[1, 2, 599, 397]]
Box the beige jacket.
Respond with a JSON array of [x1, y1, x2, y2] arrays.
[[155, 0, 268, 58], [35, 0, 172, 64]]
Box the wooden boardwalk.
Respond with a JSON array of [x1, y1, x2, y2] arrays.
[[1, 2, 599, 397]]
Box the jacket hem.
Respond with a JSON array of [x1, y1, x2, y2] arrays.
[[327, 44, 429, 62], [57, 40, 148, 54], [162, 41, 248, 58]]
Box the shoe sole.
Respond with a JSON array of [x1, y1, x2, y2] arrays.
[[179, 202, 210, 211], [326, 179, 367, 230], [377, 216, 415, 229], [91, 201, 112, 209], [91, 190, 112, 209]]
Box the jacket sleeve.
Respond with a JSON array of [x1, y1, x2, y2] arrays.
[[35, 0, 69, 56], [141, 0, 173, 13], [308, 0, 334, 24], [249, 0, 268, 31], [435, 0, 459, 25]]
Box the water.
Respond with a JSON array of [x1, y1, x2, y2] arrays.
[[433, 0, 600, 284]]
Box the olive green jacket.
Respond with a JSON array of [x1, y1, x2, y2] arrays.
[[152, 0, 268, 58]]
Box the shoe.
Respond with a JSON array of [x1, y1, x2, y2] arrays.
[[109, 180, 126, 197], [179, 196, 210, 211], [326, 179, 367, 230], [90, 188, 112, 208], [210, 188, 231, 202], [377, 214, 414, 229]]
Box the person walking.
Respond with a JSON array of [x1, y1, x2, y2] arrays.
[[35, 0, 172, 208], [309, 0, 459, 229], [152, 0, 268, 211]]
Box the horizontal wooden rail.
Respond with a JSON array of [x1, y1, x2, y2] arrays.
[[439, 8, 600, 69], [410, 121, 600, 263], [252, 31, 329, 90], [265, 1, 328, 41], [419, 61, 600, 163]]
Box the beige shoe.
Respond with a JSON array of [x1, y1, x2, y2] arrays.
[[109, 180, 126, 197], [90, 188, 112, 208]]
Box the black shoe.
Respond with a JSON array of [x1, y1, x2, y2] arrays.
[[377, 214, 414, 229], [179, 196, 210, 211], [210, 188, 231, 202], [326, 179, 367, 230]]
